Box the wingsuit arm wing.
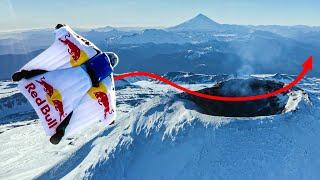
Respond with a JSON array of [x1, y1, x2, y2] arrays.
[[15, 24, 100, 73]]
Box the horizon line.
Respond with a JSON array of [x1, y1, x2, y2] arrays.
[[1, 13, 320, 33]]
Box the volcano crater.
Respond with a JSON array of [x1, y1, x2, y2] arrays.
[[181, 78, 306, 117]]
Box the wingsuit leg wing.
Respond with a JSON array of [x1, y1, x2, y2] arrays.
[[64, 75, 117, 136], [49, 112, 73, 144]]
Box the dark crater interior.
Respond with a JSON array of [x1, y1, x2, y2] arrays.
[[181, 78, 291, 117]]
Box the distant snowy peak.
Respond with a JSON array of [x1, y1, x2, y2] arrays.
[[168, 13, 221, 32], [94, 26, 115, 32], [94, 26, 146, 32]]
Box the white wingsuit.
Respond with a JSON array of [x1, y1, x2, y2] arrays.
[[13, 25, 117, 144]]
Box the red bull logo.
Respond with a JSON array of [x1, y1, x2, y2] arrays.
[[35, 77, 54, 96], [88, 83, 114, 119], [59, 33, 89, 67], [59, 33, 81, 61], [36, 77, 66, 122], [25, 82, 57, 129], [94, 91, 110, 118]]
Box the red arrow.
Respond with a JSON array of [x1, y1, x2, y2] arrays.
[[114, 56, 313, 102]]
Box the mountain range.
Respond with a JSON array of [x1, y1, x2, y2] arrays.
[[0, 13, 319, 79]]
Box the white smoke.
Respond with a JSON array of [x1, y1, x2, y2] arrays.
[[236, 64, 255, 77]]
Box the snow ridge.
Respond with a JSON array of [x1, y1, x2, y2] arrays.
[[0, 74, 319, 179]]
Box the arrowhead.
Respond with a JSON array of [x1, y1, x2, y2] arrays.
[[303, 56, 313, 71]]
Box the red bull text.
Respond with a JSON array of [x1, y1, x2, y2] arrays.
[[25, 82, 58, 129]]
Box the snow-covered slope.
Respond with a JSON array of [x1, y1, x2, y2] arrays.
[[0, 73, 320, 179], [0, 81, 36, 125]]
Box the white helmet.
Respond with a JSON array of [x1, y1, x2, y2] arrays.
[[105, 52, 119, 68]]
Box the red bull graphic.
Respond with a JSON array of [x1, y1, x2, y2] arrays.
[[36, 77, 66, 121], [36, 77, 54, 97], [94, 91, 110, 118], [59, 33, 81, 61], [24, 82, 57, 129], [88, 83, 114, 119], [52, 99, 65, 121], [59, 33, 89, 67]]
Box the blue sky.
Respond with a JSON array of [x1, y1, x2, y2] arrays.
[[0, 0, 319, 31]]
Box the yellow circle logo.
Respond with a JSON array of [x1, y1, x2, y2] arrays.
[[87, 83, 108, 100], [46, 90, 62, 106], [70, 50, 89, 67]]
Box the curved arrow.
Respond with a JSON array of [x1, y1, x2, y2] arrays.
[[114, 56, 313, 102]]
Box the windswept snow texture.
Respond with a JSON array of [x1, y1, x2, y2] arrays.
[[0, 73, 320, 180]]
